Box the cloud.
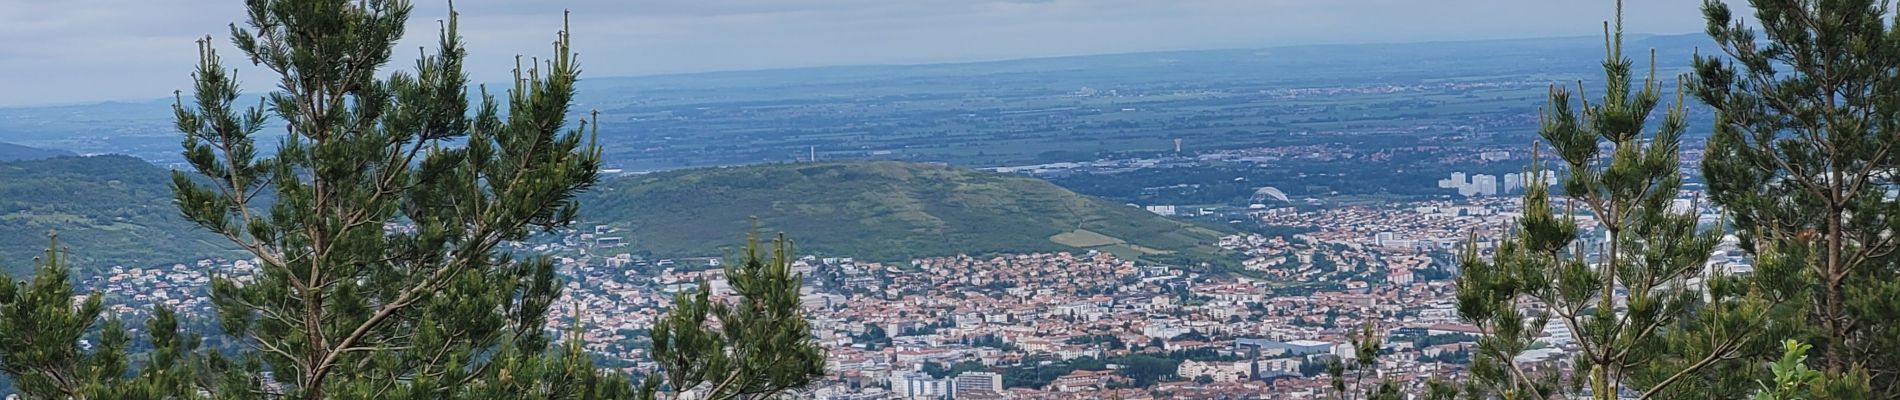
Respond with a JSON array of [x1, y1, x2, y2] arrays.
[[0, 0, 1722, 106]]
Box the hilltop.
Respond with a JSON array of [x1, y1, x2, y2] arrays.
[[0, 142, 73, 162], [0, 155, 237, 276], [579, 161, 1236, 267]]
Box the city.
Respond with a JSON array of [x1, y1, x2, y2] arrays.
[[1, 0, 1893, 398], [62, 175, 1749, 398]]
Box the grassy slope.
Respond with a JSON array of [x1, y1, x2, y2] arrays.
[[0, 155, 237, 276], [580, 161, 1235, 266]]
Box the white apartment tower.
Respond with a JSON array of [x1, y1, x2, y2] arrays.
[[951, 371, 1004, 398]]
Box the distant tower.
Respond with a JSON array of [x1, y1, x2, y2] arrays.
[[810, 146, 817, 162], [1174, 138, 1183, 154]]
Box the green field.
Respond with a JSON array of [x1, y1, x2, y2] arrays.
[[1050, 229, 1125, 248], [1050, 229, 1174, 260]]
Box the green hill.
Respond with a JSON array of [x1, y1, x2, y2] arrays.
[[0, 155, 238, 276], [580, 161, 1237, 267], [0, 142, 73, 162]]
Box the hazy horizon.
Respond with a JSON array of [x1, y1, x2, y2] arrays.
[[2, 0, 1729, 107]]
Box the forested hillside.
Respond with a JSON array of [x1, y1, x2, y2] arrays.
[[0, 155, 236, 275]]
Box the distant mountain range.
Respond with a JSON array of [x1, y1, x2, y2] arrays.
[[579, 161, 1236, 267]]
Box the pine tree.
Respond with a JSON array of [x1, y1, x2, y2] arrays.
[[1456, 230, 1564, 400], [0, 235, 121, 399], [1456, 2, 1775, 399], [637, 231, 826, 400], [1323, 321, 1401, 400], [0, 235, 209, 399], [1423, 378, 1463, 400], [1694, 0, 1900, 396], [166, 0, 622, 397], [6, 2, 840, 398]]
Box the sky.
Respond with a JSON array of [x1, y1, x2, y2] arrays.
[[0, 0, 1726, 107]]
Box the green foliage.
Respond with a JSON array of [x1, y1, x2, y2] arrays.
[[0, 155, 238, 276], [1694, 0, 1900, 395], [0, 237, 213, 399], [1457, 2, 1774, 399], [997, 353, 1189, 390], [1752, 340, 1872, 400], [1066, 334, 1127, 350], [0, 237, 117, 399], [1000, 356, 1066, 389], [151, 0, 623, 397], [1106, 355, 1180, 388], [580, 161, 1235, 266], [1423, 377, 1464, 400], [1755, 341, 1824, 400], [638, 231, 826, 400]]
